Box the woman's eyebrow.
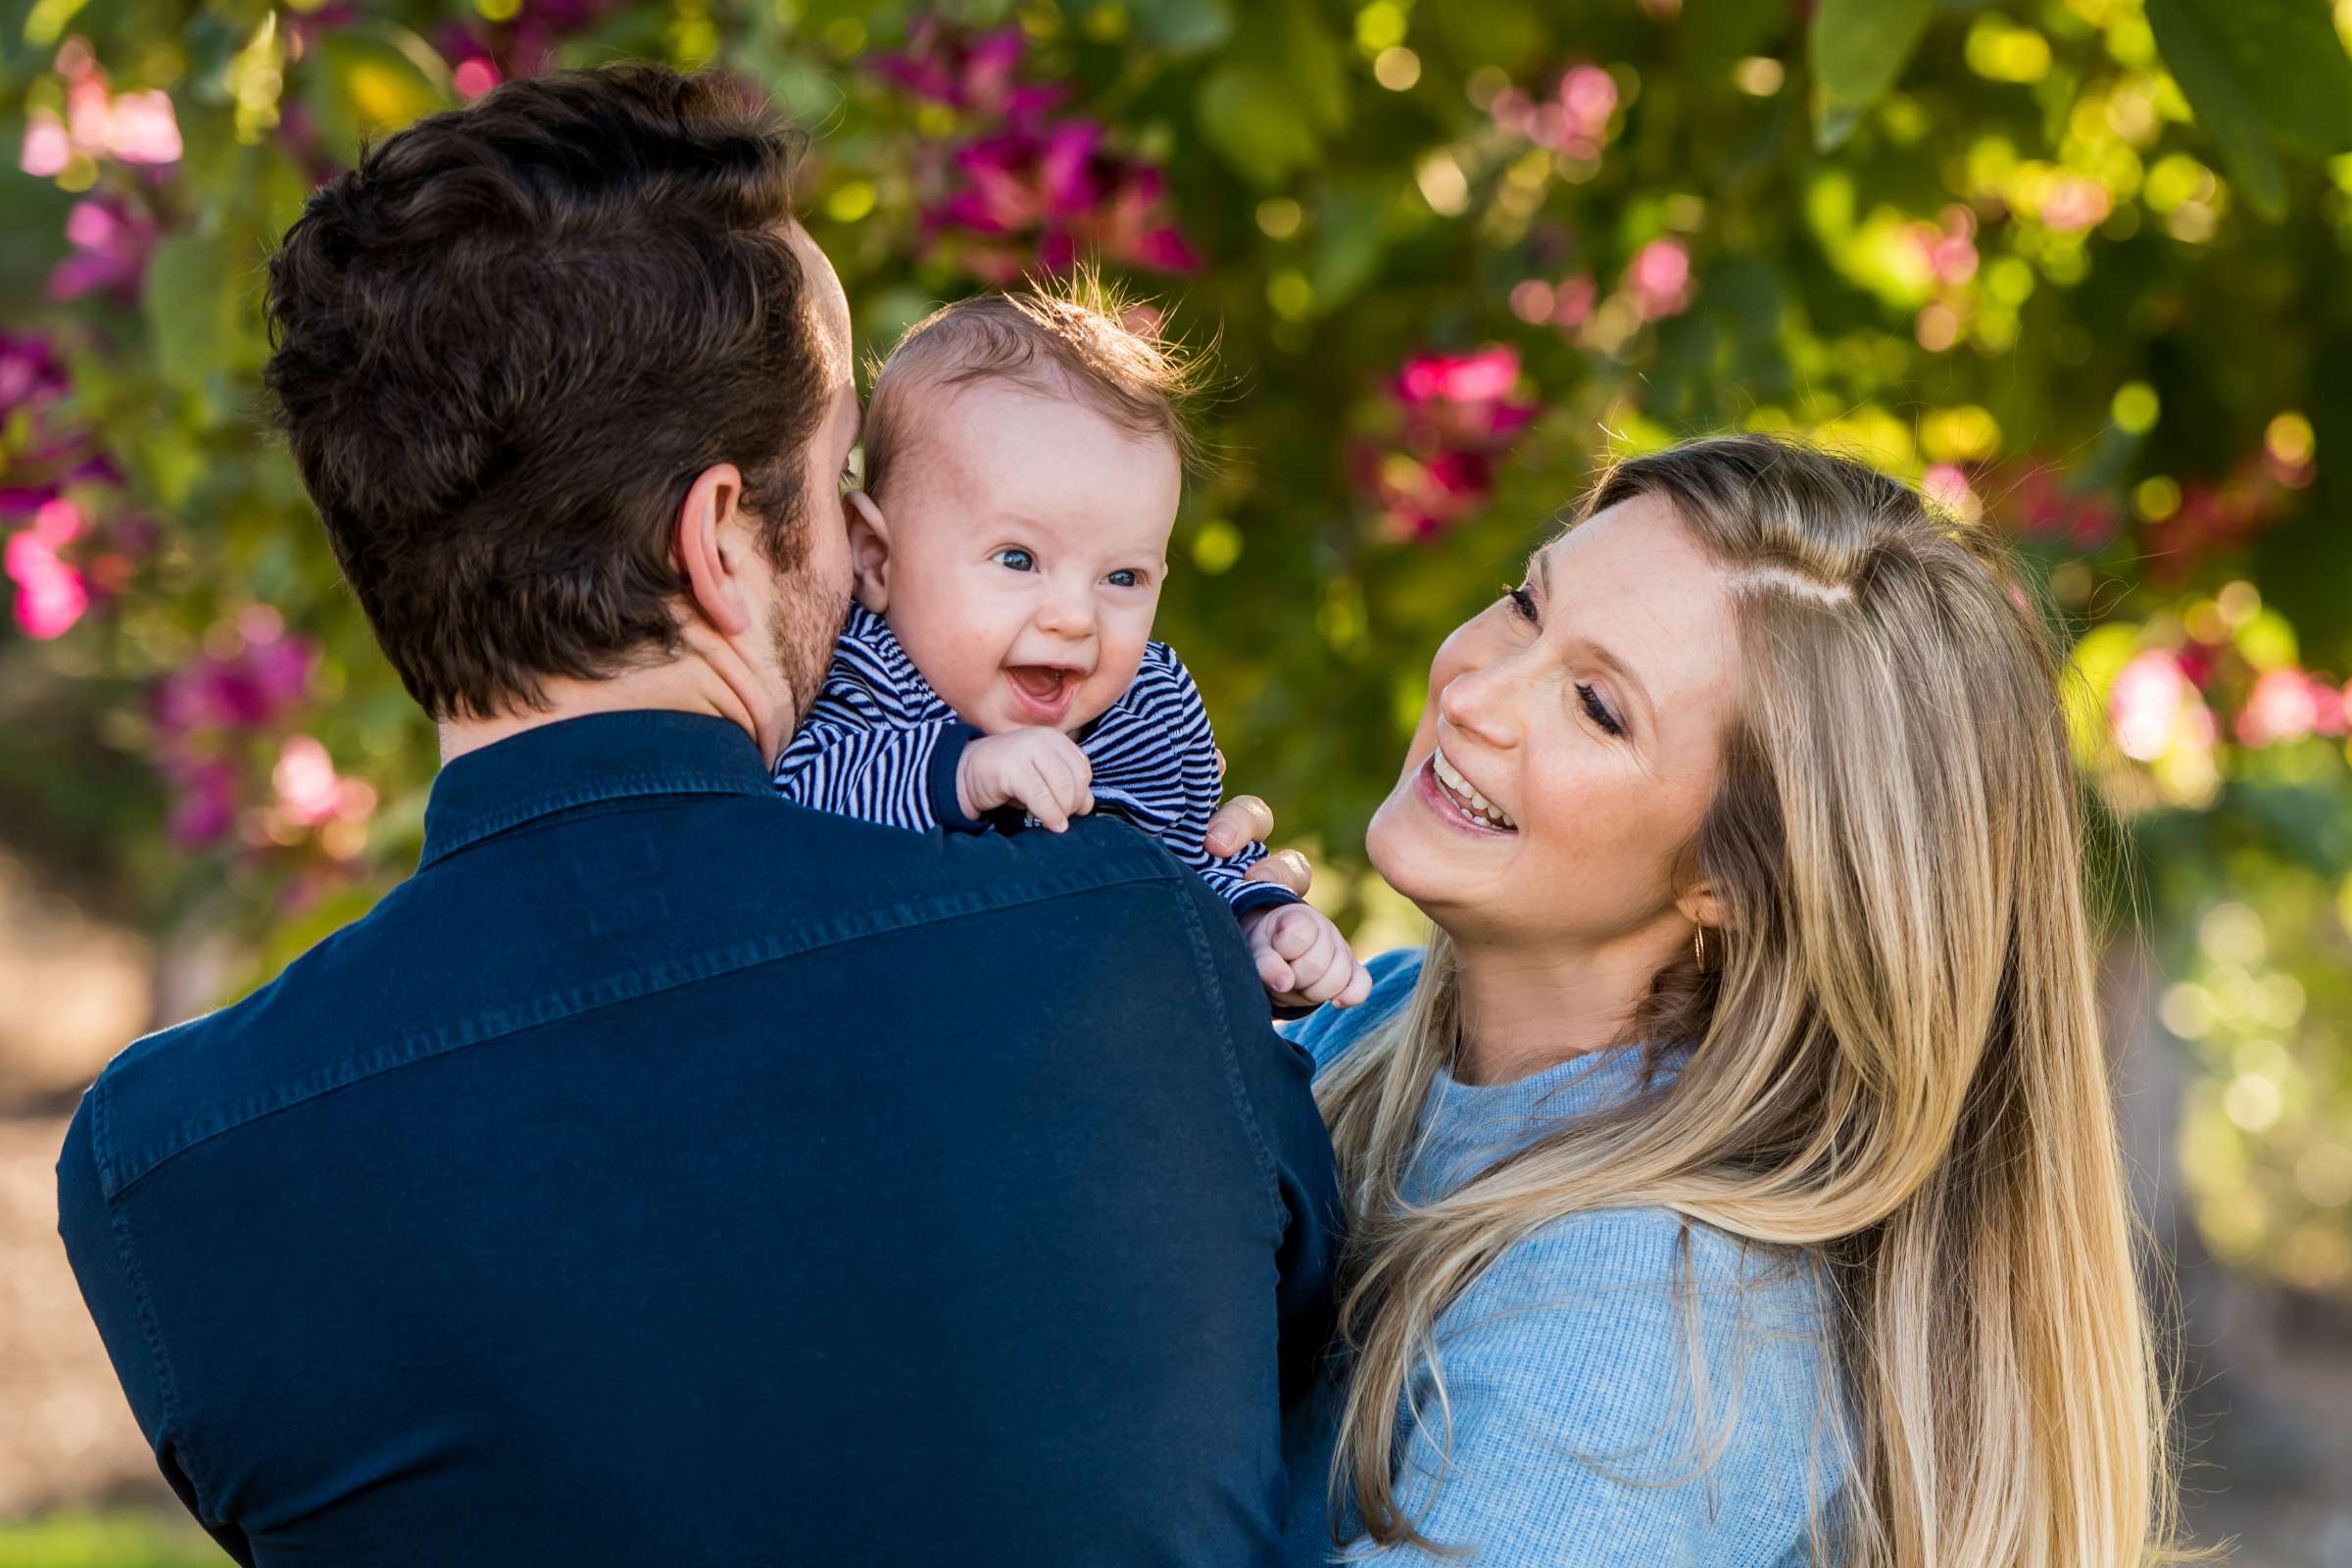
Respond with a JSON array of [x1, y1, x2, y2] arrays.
[[1538, 551, 1657, 734]]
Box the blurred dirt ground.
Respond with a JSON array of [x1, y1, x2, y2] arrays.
[[2, 1112, 162, 1520]]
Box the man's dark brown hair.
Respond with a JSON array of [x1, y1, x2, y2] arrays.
[[263, 65, 828, 720]]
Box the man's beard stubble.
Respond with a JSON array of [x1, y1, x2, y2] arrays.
[[768, 566, 851, 738]]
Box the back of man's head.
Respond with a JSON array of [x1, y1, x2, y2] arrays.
[[264, 65, 827, 721]]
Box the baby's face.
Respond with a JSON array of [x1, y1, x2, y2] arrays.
[[876, 379, 1181, 736]]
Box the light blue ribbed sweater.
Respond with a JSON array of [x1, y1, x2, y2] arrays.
[[1281, 949, 1848, 1567]]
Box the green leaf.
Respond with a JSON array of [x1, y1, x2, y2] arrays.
[[299, 22, 454, 167], [1307, 184, 1388, 313], [1128, 0, 1234, 54], [2145, 0, 2352, 219], [144, 233, 248, 393], [1808, 0, 1936, 152], [1196, 0, 1347, 187]]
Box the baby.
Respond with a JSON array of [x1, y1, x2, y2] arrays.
[[774, 283, 1368, 1012]]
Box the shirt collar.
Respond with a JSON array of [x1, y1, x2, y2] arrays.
[[419, 710, 776, 868], [1406, 1043, 1688, 1204]]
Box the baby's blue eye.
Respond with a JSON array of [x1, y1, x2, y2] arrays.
[[995, 548, 1036, 572], [1106, 569, 1142, 589]]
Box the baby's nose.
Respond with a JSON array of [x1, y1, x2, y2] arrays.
[[1035, 592, 1097, 639]]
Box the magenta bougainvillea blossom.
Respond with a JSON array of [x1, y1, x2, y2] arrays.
[[2108, 648, 2216, 762], [2235, 667, 2351, 747], [1358, 347, 1543, 542], [1489, 64, 1619, 162], [1, 330, 125, 638], [5, 498, 88, 639], [150, 611, 319, 846], [49, 195, 159, 303], [927, 121, 1200, 280], [870, 23, 1061, 121], [875, 20, 1197, 280], [431, 0, 629, 95], [1623, 237, 1692, 320], [2003, 467, 2121, 550], [16, 43, 181, 176]]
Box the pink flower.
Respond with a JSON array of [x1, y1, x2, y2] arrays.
[[2234, 668, 2348, 747], [872, 23, 1059, 122], [1625, 238, 1693, 320], [152, 616, 317, 733], [168, 759, 238, 847], [19, 110, 72, 176], [1362, 347, 1544, 542], [1368, 449, 1500, 541], [273, 735, 344, 826], [454, 57, 500, 98], [1550, 275, 1597, 328], [5, 497, 88, 638], [924, 120, 1198, 279], [2005, 468, 2118, 548], [1921, 464, 1984, 522], [17, 53, 180, 175], [270, 734, 380, 833], [0, 331, 69, 417], [102, 90, 182, 164], [2109, 650, 2202, 762], [2039, 176, 2110, 233], [149, 611, 322, 846], [1559, 67, 1618, 140], [1396, 348, 1521, 406], [422, 0, 629, 93], [1913, 212, 1980, 287], [1493, 66, 1618, 162], [49, 195, 158, 303]]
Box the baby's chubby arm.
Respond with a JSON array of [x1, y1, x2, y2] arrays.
[[773, 712, 984, 832]]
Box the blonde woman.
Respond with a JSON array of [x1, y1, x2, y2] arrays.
[[1282, 435, 2180, 1566]]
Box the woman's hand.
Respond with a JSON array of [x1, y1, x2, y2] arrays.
[[1206, 758, 1316, 898]]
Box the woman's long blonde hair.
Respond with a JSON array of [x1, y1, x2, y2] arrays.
[[1318, 434, 2182, 1565]]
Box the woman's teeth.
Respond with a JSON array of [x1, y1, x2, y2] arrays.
[[1432, 747, 1516, 830]]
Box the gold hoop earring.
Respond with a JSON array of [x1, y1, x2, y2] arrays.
[[1692, 925, 1710, 973]]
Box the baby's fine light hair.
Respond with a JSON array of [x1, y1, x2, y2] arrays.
[[859, 270, 1209, 502]]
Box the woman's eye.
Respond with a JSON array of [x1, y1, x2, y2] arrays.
[[1507, 584, 1539, 623], [1577, 682, 1624, 738], [994, 548, 1036, 572], [1106, 568, 1143, 589]]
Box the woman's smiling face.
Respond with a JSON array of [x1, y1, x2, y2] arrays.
[[1367, 492, 1742, 954]]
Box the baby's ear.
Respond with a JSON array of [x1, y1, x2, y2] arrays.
[[845, 489, 891, 613]]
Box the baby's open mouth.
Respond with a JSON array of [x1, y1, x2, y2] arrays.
[[1005, 665, 1079, 711]]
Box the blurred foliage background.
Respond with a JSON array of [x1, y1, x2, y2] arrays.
[[4, 0, 2352, 1559]]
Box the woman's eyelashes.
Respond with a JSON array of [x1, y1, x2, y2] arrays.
[[1577, 684, 1624, 737], [1504, 582, 1625, 737]]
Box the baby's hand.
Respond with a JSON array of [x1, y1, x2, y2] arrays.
[[1243, 904, 1374, 1011], [957, 727, 1095, 832]]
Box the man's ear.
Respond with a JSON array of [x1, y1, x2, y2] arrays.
[[845, 489, 892, 614], [674, 462, 754, 638]]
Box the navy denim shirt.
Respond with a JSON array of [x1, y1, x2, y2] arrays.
[[58, 710, 1342, 1566]]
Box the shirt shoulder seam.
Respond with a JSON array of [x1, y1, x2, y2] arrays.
[[98, 856, 1187, 1200]]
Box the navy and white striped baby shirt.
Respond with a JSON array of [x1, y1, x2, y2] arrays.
[[774, 607, 1300, 922]]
